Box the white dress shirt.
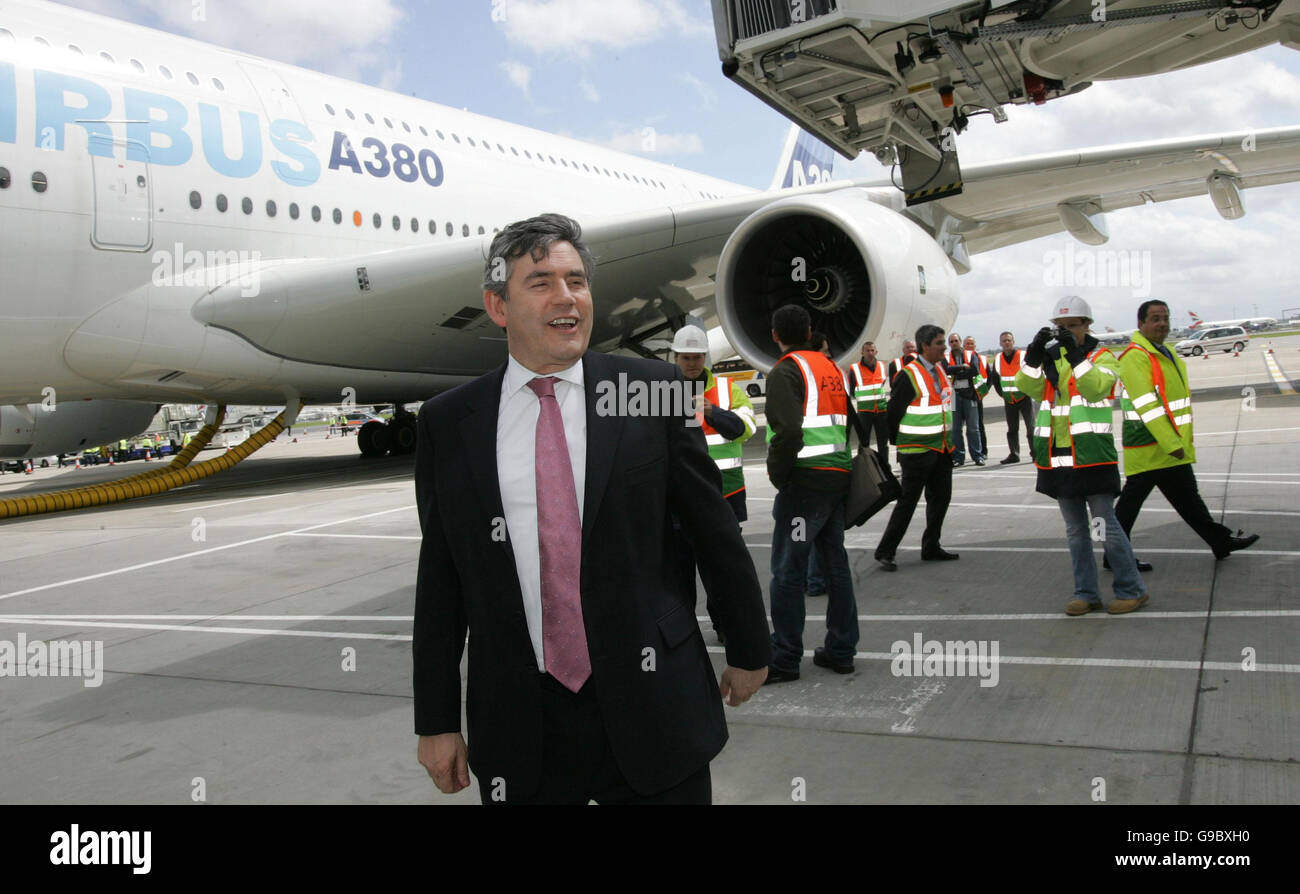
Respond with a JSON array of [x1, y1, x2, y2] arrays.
[[496, 354, 587, 672]]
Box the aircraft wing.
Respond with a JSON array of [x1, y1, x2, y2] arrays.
[[909, 125, 1300, 256]]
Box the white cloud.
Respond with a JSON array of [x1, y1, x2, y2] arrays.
[[57, 0, 404, 83], [501, 61, 533, 97], [578, 77, 600, 103], [677, 71, 716, 110], [495, 0, 711, 57]]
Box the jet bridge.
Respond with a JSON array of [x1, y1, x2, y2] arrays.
[[711, 1, 1297, 205]]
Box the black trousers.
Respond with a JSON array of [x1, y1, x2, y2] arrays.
[[1114, 463, 1232, 555], [480, 674, 713, 805], [876, 450, 953, 558], [859, 411, 890, 466], [976, 398, 988, 459], [1003, 398, 1035, 457]]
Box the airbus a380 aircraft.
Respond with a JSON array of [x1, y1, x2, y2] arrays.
[[1, 0, 1298, 465]]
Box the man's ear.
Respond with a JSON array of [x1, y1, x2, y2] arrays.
[[484, 289, 508, 329], [771, 329, 780, 345]]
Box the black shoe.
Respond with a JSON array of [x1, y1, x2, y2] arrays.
[[1104, 556, 1153, 572], [952, 458, 964, 466], [714, 628, 726, 646], [813, 647, 854, 674], [805, 590, 827, 598], [764, 665, 800, 685], [921, 549, 959, 561], [875, 555, 897, 572], [974, 457, 986, 466], [1216, 531, 1260, 559], [1000, 455, 1019, 464]]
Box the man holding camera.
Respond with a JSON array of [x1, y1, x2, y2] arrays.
[[1016, 297, 1147, 615]]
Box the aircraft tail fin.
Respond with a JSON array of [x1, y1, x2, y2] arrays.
[[769, 124, 836, 190]]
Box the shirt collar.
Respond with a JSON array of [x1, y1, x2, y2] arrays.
[[504, 352, 585, 399]]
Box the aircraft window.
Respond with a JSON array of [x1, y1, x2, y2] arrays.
[[524, 150, 532, 159], [241, 197, 252, 214], [410, 217, 418, 233], [483, 142, 492, 152], [216, 194, 228, 212], [383, 117, 392, 128], [392, 215, 400, 231], [364, 113, 374, 124], [428, 220, 436, 234], [35, 36, 50, 48], [0, 29, 13, 43], [477, 226, 485, 235], [186, 71, 199, 86], [266, 199, 276, 217], [434, 130, 443, 140], [130, 58, 144, 73], [452, 134, 460, 143], [582, 163, 590, 172], [189, 190, 201, 209], [312, 205, 321, 222], [352, 210, 361, 226], [213, 78, 224, 91], [345, 109, 355, 120], [289, 203, 299, 220], [333, 208, 342, 224], [462, 224, 469, 237], [419, 126, 428, 137], [403, 122, 412, 133], [560, 159, 568, 167], [68, 44, 83, 55], [31, 171, 47, 193], [497, 143, 506, 153], [0, 167, 9, 189], [373, 212, 381, 229], [160, 65, 174, 80], [467, 137, 476, 146], [325, 104, 335, 115], [99, 51, 114, 63], [547, 155, 555, 164]]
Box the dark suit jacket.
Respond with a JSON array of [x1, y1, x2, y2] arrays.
[[412, 350, 770, 798]]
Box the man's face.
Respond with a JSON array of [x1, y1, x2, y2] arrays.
[[903, 340, 916, 355], [1000, 332, 1015, 352], [483, 241, 593, 374], [1139, 304, 1171, 344], [675, 352, 706, 381], [1058, 317, 1089, 343], [861, 343, 878, 364], [921, 334, 947, 364], [948, 333, 962, 353], [963, 337, 976, 353]]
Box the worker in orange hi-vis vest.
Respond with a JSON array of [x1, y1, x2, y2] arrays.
[[989, 330, 1035, 464], [963, 336, 991, 463]]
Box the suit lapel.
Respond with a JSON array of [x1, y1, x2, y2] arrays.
[[581, 351, 625, 543], [460, 363, 509, 536]]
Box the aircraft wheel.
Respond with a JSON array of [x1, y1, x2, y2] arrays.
[[388, 417, 417, 455], [358, 420, 390, 457]]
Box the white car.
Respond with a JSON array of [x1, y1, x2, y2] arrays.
[[1174, 326, 1250, 357]]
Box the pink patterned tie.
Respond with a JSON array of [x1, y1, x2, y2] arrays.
[[526, 376, 591, 692]]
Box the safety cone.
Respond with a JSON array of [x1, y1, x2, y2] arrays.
[[1268, 342, 1275, 354], [25, 460, 33, 474], [1203, 352, 1209, 360], [74, 457, 81, 470], [109, 453, 115, 465], [145, 448, 152, 461]]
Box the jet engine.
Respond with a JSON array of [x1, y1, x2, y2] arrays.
[[0, 400, 159, 459], [715, 188, 959, 372]]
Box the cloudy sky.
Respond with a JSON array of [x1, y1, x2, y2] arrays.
[[57, 0, 1300, 347]]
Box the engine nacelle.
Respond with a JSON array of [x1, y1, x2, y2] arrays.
[[0, 400, 159, 459], [715, 188, 958, 372]]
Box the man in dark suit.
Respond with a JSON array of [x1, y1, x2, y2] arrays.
[[413, 213, 770, 804]]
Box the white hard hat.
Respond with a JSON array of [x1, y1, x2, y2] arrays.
[[1050, 295, 1093, 324], [671, 325, 710, 355]]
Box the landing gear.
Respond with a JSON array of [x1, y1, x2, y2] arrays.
[[357, 405, 418, 457]]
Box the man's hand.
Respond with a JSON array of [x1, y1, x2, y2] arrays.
[[1024, 327, 1052, 367], [719, 665, 767, 706], [418, 732, 470, 794], [1170, 447, 1186, 460], [696, 396, 715, 418]]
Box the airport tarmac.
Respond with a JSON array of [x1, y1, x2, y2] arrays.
[[1, 338, 1297, 804]]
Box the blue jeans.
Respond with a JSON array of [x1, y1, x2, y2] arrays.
[[952, 395, 982, 463], [1057, 493, 1145, 604], [770, 484, 860, 670]]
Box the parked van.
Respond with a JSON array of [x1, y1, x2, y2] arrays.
[[1174, 326, 1249, 357]]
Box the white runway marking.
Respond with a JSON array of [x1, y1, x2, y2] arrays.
[[0, 505, 417, 602], [166, 493, 287, 512], [287, 532, 420, 541], [730, 611, 1300, 622], [745, 542, 1300, 557], [1263, 352, 1296, 395], [0, 617, 411, 641], [0, 614, 413, 621], [945, 501, 1300, 517], [705, 646, 1300, 674]]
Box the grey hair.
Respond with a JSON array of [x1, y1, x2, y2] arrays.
[[482, 213, 596, 299]]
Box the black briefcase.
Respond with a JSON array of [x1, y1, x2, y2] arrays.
[[845, 405, 900, 528]]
